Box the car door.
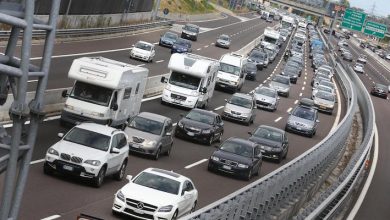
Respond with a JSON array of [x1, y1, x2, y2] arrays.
[[162, 120, 173, 151], [107, 134, 122, 175], [179, 181, 196, 215]]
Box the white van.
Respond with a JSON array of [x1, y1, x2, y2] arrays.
[[60, 57, 148, 127], [216, 53, 247, 92], [161, 53, 219, 109], [261, 27, 280, 48]]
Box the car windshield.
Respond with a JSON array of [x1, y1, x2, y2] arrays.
[[133, 172, 181, 195], [316, 91, 335, 101], [256, 87, 276, 97], [250, 51, 265, 59], [375, 84, 387, 90], [355, 63, 364, 68], [220, 140, 253, 158], [184, 25, 198, 32], [186, 111, 214, 125], [253, 127, 282, 142], [317, 86, 332, 93], [228, 96, 252, 108], [169, 71, 201, 90], [135, 42, 152, 51], [129, 116, 164, 135], [264, 36, 278, 44], [175, 39, 190, 47], [164, 32, 177, 40], [245, 63, 257, 72], [292, 107, 315, 121], [63, 127, 110, 151], [219, 62, 241, 76], [70, 81, 113, 107], [219, 35, 230, 41], [273, 76, 289, 85]]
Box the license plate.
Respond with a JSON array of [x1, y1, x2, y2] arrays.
[[187, 132, 194, 136], [296, 127, 302, 130], [261, 150, 265, 153], [63, 165, 73, 171], [131, 144, 141, 149], [222, 165, 231, 170]]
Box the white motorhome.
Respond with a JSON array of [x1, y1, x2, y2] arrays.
[[161, 53, 219, 109], [281, 15, 295, 31], [216, 53, 247, 92], [261, 27, 280, 48], [61, 57, 148, 127]]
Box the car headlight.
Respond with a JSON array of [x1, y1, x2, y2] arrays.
[[165, 84, 172, 91], [313, 99, 320, 105], [47, 148, 59, 156], [190, 90, 198, 96], [116, 190, 125, 202], [230, 81, 238, 85], [202, 129, 211, 134], [84, 160, 101, 166], [224, 107, 231, 113], [144, 140, 157, 147], [211, 156, 220, 161], [238, 164, 249, 168], [64, 104, 74, 110], [248, 58, 253, 62], [158, 205, 173, 212], [287, 120, 294, 126], [178, 121, 184, 128], [173, 45, 177, 49]]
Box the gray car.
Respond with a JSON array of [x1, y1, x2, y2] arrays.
[[125, 112, 174, 160], [216, 34, 231, 49], [313, 91, 336, 114], [253, 86, 280, 111], [159, 32, 178, 48], [248, 125, 289, 163], [222, 93, 256, 126], [269, 75, 291, 97], [285, 99, 319, 138]]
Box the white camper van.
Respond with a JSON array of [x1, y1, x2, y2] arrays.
[[261, 27, 280, 48], [161, 53, 219, 109], [281, 15, 295, 31], [60, 57, 148, 127], [216, 53, 247, 92]]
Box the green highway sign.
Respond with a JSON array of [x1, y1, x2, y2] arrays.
[[364, 21, 387, 38], [341, 8, 366, 32]]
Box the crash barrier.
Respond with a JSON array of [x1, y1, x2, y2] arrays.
[[0, 19, 173, 40], [182, 35, 358, 220]]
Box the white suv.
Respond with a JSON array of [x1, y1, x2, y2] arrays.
[[112, 168, 198, 220], [44, 122, 129, 187]]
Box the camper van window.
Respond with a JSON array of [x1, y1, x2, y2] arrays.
[[112, 91, 118, 106], [264, 36, 277, 44], [169, 71, 201, 90], [135, 83, 140, 94], [71, 81, 113, 106], [129, 116, 164, 135], [124, 88, 132, 99], [219, 63, 241, 76]]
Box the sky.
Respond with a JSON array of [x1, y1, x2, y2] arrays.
[[349, 0, 390, 17]]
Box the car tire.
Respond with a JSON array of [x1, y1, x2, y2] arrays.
[[93, 166, 106, 188], [166, 143, 173, 156], [277, 153, 283, 163], [284, 125, 289, 132], [283, 148, 288, 159], [114, 160, 127, 181], [190, 201, 197, 213], [217, 131, 223, 143], [43, 162, 54, 175], [245, 169, 252, 181], [254, 165, 260, 176], [154, 147, 161, 160], [112, 209, 121, 217], [206, 135, 213, 146]]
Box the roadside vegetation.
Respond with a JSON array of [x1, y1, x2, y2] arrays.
[[160, 0, 215, 14]]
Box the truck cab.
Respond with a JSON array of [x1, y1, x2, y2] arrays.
[[261, 27, 280, 48], [60, 57, 148, 127], [216, 53, 247, 92]]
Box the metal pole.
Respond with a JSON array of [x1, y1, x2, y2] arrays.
[[152, 0, 162, 20]]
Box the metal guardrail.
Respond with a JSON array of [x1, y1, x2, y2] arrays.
[[0, 19, 173, 39], [182, 32, 358, 220]]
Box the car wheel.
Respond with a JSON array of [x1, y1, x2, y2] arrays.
[[285, 92, 289, 98], [284, 125, 289, 132], [166, 143, 173, 156], [190, 201, 197, 213], [114, 160, 127, 181], [171, 210, 178, 220], [93, 166, 106, 188], [245, 169, 252, 181], [43, 163, 54, 175], [206, 135, 213, 146], [254, 165, 260, 176], [202, 100, 208, 109], [217, 132, 223, 143], [154, 147, 161, 160], [207, 163, 214, 172], [277, 153, 283, 163]]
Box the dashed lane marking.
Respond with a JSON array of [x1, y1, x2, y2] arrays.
[[299, 93, 303, 97], [155, 60, 164, 63], [294, 100, 299, 104], [214, 106, 224, 111], [274, 117, 282, 122], [185, 159, 208, 169], [287, 107, 292, 113]]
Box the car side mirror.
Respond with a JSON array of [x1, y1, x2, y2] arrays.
[[111, 147, 120, 154], [161, 76, 167, 83], [61, 90, 68, 98], [240, 73, 244, 78], [57, 133, 64, 138], [126, 175, 133, 182], [111, 103, 119, 111]]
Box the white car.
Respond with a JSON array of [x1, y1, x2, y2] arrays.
[[44, 122, 129, 187], [130, 41, 156, 62], [112, 168, 198, 220], [353, 63, 365, 73], [312, 85, 335, 99], [357, 55, 367, 64]]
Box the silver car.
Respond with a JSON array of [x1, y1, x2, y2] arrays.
[[216, 34, 231, 49], [312, 85, 334, 99], [269, 75, 291, 97], [285, 99, 319, 138], [253, 86, 280, 111], [313, 91, 336, 114], [125, 112, 174, 160], [222, 93, 256, 126]]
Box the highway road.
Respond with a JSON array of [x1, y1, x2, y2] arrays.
[[328, 35, 390, 220], [0, 16, 345, 220]]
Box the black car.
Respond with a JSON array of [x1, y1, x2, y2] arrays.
[[244, 62, 258, 81], [281, 65, 299, 84], [370, 83, 388, 99], [208, 137, 262, 180], [248, 125, 288, 163], [175, 109, 224, 145]]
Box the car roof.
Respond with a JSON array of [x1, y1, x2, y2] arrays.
[[137, 41, 153, 46], [225, 137, 257, 147], [190, 108, 218, 116], [137, 112, 169, 123], [257, 125, 285, 134], [143, 168, 188, 182], [76, 122, 120, 136]]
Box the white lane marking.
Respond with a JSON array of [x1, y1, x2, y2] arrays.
[[303, 81, 306, 85], [214, 106, 224, 111], [299, 93, 303, 97], [294, 100, 299, 104], [28, 80, 38, 83], [185, 159, 208, 169], [30, 159, 45, 165], [153, 42, 159, 45], [263, 80, 267, 83], [274, 117, 282, 122], [287, 107, 292, 113], [267, 77, 270, 80], [41, 215, 61, 220], [173, 123, 177, 127], [204, 45, 209, 48], [136, 64, 145, 67], [347, 125, 378, 220], [304, 76, 307, 80], [211, 43, 215, 45], [301, 87, 305, 91], [155, 60, 164, 63], [197, 48, 202, 51]]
